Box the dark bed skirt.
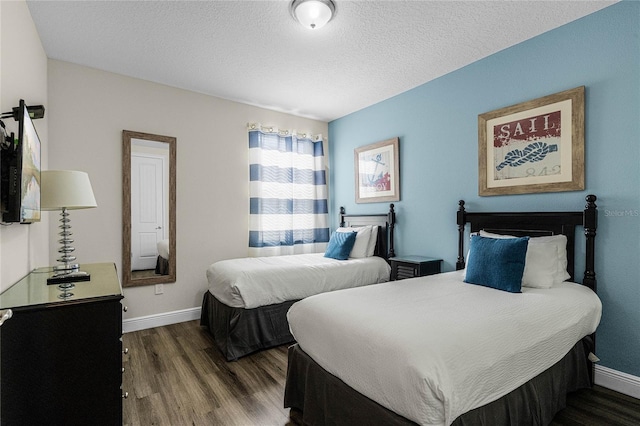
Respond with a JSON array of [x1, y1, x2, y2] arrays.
[[200, 291, 297, 361], [155, 256, 169, 275], [284, 337, 594, 425]]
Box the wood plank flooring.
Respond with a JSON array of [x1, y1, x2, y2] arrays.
[[122, 320, 640, 425], [122, 320, 292, 425], [550, 385, 640, 426]]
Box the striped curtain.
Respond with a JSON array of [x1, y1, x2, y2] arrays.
[[248, 127, 329, 256]]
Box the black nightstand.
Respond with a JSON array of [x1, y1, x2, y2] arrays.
[[390, 256, 442, 281]]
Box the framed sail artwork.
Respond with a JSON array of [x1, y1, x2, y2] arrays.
[[354, 137, 400, 203], [478, 86, 585, 196]]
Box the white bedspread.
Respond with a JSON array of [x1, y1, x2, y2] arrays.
[[288, 270, 602, 426], [206, 253, 390, 308]]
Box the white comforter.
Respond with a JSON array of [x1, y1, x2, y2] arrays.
[[288, 270, 602, 426], [206, 253, 391, 308]]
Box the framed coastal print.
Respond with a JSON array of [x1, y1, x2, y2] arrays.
[[478, 86, 584, 196], [355, 137, 400, 203]]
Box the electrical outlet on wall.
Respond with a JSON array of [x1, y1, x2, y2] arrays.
[[155, 284, 163, 295]]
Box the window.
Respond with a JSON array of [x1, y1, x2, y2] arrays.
[[248, 127, 329, 256]]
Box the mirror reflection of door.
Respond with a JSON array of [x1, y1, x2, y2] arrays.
[[122, 130, 176, 287], [130, 138, 170, 280], [131, 151, 166, 271]]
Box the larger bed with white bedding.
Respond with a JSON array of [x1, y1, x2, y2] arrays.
[[201, 205, 396, 360], [284, 195, 600, 425]]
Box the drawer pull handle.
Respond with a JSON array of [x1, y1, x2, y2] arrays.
[[122, 392, 129, 399]]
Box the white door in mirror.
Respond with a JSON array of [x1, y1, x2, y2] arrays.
[[131, 153, 165, 271]]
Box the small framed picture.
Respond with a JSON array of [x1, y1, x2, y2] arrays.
[[478, 86, 584, 196], [354, 137, 400, 203]]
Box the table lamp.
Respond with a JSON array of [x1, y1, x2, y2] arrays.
[[41, 170, 97, 288]]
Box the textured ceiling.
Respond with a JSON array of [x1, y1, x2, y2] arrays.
[[27, 1, 617, 122]]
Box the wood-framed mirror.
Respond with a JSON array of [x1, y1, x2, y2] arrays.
[[122, 130, 176, 287]]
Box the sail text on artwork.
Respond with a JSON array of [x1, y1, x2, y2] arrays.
[[494, 111, 561, 147]]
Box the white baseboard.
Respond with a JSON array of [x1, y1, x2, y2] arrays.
[[595, 364, 640, 399], [122, 306, 201, 333]]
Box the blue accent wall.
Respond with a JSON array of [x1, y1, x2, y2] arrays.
[[329, 2, 640, 377]]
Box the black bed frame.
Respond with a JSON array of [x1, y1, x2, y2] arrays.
[[456, 194, 598, 291], [201, 204, 397, 361], [285, 195, 599, 425], [340, 203, 396, 259]]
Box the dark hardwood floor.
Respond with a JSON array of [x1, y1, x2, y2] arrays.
[[122, 320, 640, 425], [550, 385, 640, 426]]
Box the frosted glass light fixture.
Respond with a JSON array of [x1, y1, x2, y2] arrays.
[[290, 0, 336, 30]]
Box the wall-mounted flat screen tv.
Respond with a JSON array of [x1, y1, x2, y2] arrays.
[[1, 99, 42, 223]]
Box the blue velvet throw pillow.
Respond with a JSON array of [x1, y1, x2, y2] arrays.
[[324, 231, 358, 260], [464, 235, 529, 293]]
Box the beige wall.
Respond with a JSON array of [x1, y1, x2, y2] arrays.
[[47, 60, 328, 320], [0, 0, 49, 291]]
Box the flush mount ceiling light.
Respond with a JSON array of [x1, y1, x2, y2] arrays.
[[290, 0, 336, 30]]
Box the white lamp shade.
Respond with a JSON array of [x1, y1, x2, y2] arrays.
[[41, 170, 97, 210], [291, 0, 335, 29]]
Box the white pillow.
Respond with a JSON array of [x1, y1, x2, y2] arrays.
[[529, 234, 571, 284], [336, 225, 372, 258], [479, 231, 570, 288], [366, 226, 379, 257]]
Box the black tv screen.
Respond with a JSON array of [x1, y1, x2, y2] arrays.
[[1, 99, 41, 223]]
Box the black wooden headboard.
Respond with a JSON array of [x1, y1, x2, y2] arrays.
[[456, 195, 598, 291], [339, 204, 396, 260]]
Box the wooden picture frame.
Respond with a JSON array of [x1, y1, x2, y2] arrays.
[[355, 137, 400, 203], [478, 86, 585, 196]]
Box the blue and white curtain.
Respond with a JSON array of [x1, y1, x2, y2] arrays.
[[248, 125, 329, 256]]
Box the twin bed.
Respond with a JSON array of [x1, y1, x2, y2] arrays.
[[155, 239, 170, 275], [284, 195, 600, 426], [200, 204, 397, 361]]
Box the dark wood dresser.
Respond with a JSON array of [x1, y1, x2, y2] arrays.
[[0, 262, 125, 425]]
